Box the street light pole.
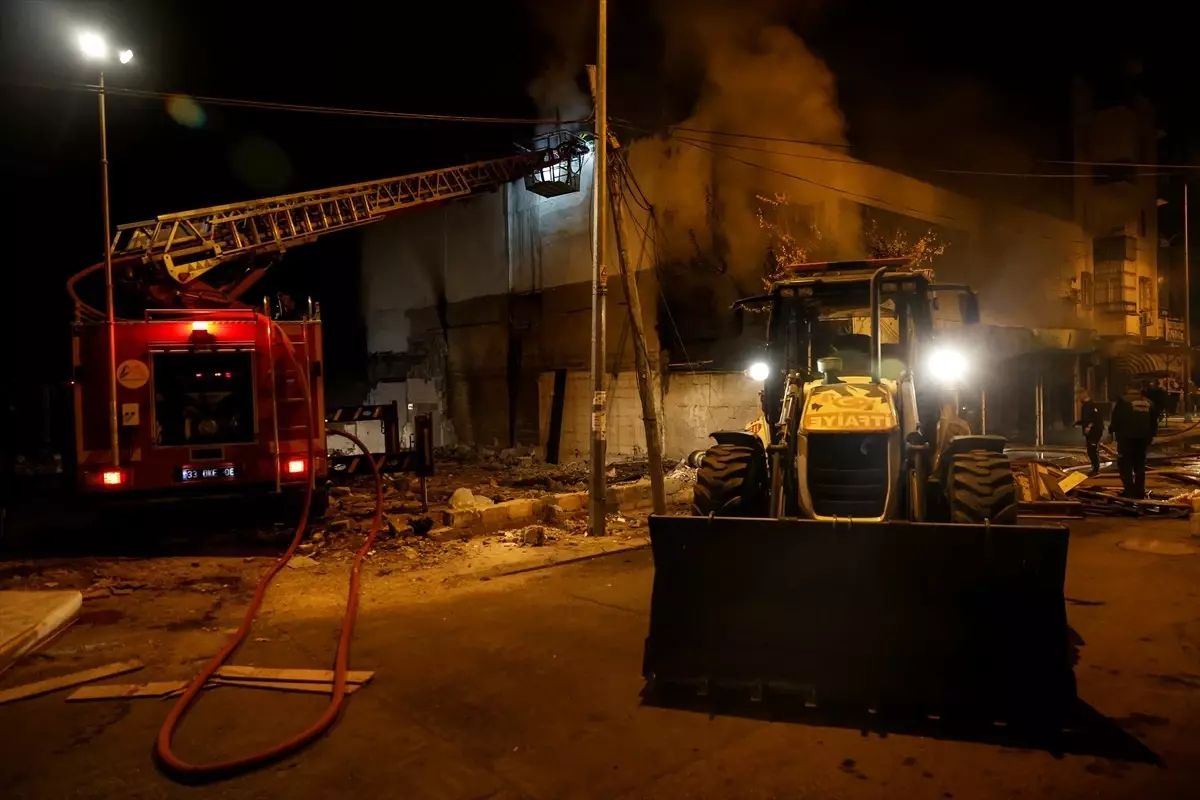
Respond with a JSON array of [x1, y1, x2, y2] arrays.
[[98, 69, 120, 467]]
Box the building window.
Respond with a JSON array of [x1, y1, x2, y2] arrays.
[[1139, 275, 1154, 313], [1081, 271, 1094, 309]]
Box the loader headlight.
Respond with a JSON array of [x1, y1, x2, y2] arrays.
[[927, 346, 968, 386], [747, 361, 771, 382]]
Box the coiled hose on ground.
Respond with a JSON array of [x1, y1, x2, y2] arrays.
[[155, 318, 383, 782]]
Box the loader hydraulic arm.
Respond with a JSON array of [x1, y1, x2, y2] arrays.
[[768, 376, 803, 518]]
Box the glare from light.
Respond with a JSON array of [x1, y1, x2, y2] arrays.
[[747, 361, 771, 382], [927, 346, 968, 385], [118, 49, 134, 64], [191, 321, 209, 332], [286, 458, 306, 475], [78, 31, 108, 60]]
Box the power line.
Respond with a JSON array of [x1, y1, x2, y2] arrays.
[[4, 76, 590, 126], [675, 135, 897, 208], [675, 132, 1175, 179], [617, 117, 1189, 177], [1046, 158, 1198, 170], [614, 117, 852, 149]]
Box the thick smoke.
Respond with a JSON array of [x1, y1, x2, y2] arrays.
[[526, 0, 593, 131], [526, 1, 854, 284]]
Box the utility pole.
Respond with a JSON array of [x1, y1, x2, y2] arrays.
[[609, 166, 666, 514], [1185, 183, 1192, 421], [587, 0, 609, 537]]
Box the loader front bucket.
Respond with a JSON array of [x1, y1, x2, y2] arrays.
[[644, 515, 1075, 723]]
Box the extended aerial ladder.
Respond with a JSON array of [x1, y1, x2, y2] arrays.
[[69, 132, 587, 504], [70, 132, 588, 317]]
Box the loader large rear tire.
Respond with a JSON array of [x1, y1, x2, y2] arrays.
[[692, 444, 769, 517], [946, 450, 1018, 524]]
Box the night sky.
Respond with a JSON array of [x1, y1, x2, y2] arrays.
[[2, 0, 1197, 448]]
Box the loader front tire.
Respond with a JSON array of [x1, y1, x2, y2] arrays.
[[946, 450, 1018, 524], [692, 444, 769, 517]]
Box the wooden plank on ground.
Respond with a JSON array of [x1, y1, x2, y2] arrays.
[[214, 666, 374, 685], [210, 678, 364, 695], [1027, 464, 1042, 501], [1058, 472, 1088, 493], [66, 680, 189, 701], [1039, 467, 1069, 500], [0, 660, 143, 705]]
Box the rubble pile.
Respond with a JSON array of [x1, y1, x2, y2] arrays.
[[1011, 457, 1197, 519]]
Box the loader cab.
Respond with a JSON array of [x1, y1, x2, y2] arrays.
[[765, 270, 935, 379], [754, 269, 937, 430]]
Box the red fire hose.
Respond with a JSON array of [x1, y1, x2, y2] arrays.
[[155, 318, 384, 782]]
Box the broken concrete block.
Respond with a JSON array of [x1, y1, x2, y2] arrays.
[[556, 492, 585, 512], [286, 556, 319, 570], [472, 494, 494, 507], [443, 508, 482, 529], [480, 504, 509, 529], [521, 526, 545, 546], [385, 515, 413, 538], [330, 485, 352, 497], [449, 488, 477, 509], [327, 519, 351, 532], [543, 504, 566, 524], [503, 498, 537, 523]]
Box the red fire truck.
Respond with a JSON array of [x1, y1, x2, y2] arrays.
[[69, 135, 586, 510]]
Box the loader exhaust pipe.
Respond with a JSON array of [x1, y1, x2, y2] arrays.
[[869, 265, 888, 384]]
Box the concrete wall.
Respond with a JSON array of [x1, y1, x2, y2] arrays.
[[537, 369, 763, 462], [361, 150, 665, 449]]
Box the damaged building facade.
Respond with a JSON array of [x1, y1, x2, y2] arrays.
[[360, 119, 1174, 458]]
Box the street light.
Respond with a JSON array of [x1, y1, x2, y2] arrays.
[[76, 30, 133, 468]]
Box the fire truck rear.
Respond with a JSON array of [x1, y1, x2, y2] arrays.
[[73, 307, 326, 507]]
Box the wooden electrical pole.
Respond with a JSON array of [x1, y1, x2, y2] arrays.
[[1185, 183, 1192, 421], [609, 167, 666, 514], [587, 0, 609, 536]]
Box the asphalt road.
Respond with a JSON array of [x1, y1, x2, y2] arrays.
[[2, 516, 1199, 799]]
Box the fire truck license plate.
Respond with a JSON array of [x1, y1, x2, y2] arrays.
[[180, 466, 237, 482]]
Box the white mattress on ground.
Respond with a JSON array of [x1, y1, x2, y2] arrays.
[[0, 591, 83, 672]]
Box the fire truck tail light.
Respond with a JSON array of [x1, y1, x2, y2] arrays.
[[192, 321, 209, 332], [100, 468, 126, 486], [286, 458, 306, 475]]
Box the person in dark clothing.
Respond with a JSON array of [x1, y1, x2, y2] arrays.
[[1146, 379, 1168, 424], [1109, 380, 1158, 499], [1075, 391, 1105, 475]]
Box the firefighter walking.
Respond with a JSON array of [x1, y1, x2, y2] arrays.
[[1075, 390, 1105, 476], [1109, 379, 1158, 499]]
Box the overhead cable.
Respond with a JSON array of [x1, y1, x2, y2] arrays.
[[4, 76, 589, 126]]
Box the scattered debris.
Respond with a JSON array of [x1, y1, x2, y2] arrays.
[[1117, 538, 1197, 556], [67, 680, 188, 701], [1012, 458, 1195, 518], [285, 556, 320, 570], [504, 526, 545, 547], [0, 660, 143, 705], [213, 665, 374, 685], [210, 678, 364, 695]]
